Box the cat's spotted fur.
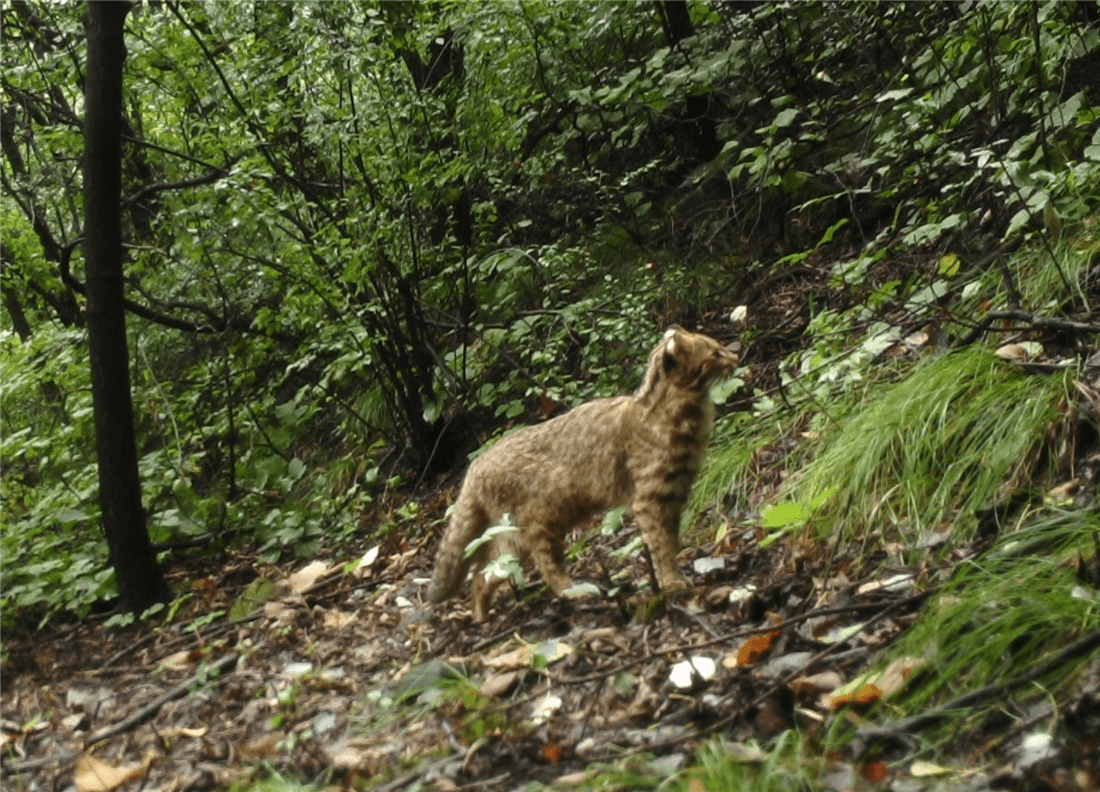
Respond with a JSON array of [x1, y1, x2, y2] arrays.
[[428, 327, 738, 621]]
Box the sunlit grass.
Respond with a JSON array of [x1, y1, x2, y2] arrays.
[[674, 731, 813, 791], [798, 346, 1071, 547], [876, 506, 1100, 744]]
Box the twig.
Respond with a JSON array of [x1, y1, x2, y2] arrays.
[[986, 309, 1100, 334], [2, 655, 242, 775], [670, 603, 721, 639], [958, 307, 1100, 346], [854, 627, 1100, 751], [84, 653, 240, 747]]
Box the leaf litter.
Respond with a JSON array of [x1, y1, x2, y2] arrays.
[[4, 316, 1100, 791], [3, 500, 1095, 792]]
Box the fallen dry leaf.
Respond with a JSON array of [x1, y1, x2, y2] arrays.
[[789, 669, 843, 697], [263, 600, 293, 621], [554, 771, 592, 786], [288, 560, 332, 594], [530, 693, 562, 725], [669, 656, 716, 689], [995, 342, 1042, 362], [826, 682, 881, 712], [352, 545, 381, 577], [237, 731, 285, 761], [157, 649, 201, 672], [540, 742, 563, 763], [483, 643, 535, 670], [910, 759, 954, 777], [823, 656, 920, 711], [861, 760, 888, 783], [75, 752, 156, 792], [1048, 479, 1080, 502], [737, 631, 779, 666], [480, 670, 519, 698], [322, 609, 357, 629], [875, 656, 922, 697]]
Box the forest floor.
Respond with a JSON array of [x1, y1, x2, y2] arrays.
[[3, 483, 1098, 792], [4, 259, 1099, 792]]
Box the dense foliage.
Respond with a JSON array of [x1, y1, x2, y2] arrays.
[[2, 1, 1098, 627]]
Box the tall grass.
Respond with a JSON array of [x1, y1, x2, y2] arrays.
[[798, 347, 1071, 546], [882, 507, 1100, 737]]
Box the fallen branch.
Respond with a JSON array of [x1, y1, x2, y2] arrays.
[[2, 654, 242, 776], [987, 309, 1100, 335], [958, 307, 1100, 346], [84, 653, 240, 747], [854, 627, 1100, 753]]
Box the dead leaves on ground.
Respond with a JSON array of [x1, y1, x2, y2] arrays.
[[74, 752, 157, 792], [1, 528, 1094, 792]]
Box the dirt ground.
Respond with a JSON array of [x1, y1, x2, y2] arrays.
[[4, 264, 1099, 791], [3, 500, 1097, 792]]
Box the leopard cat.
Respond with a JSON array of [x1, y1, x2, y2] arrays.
[[427, 326, 739, 621]]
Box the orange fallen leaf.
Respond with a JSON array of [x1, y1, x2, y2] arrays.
[[537, 393, 560, 420], [540, 743, 563, 763], [860, 760, 888, 783], [737, 630, 779, 666], [828, 683, 881, 711]]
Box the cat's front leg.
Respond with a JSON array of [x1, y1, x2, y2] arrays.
[[634, 498, 691, 594]]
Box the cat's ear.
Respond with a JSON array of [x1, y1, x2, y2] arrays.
[[662, 334, 678, 371]]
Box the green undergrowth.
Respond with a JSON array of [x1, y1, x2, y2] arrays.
[[798, 346, 1072, 548], [884, 507, 1099, 730], [671, 732, 813, 792], [686, 409, 770, 525]]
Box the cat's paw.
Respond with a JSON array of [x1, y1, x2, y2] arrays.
[[659, 575, 692, 596]]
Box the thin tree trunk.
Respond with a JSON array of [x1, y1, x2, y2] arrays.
[[658, 1, 720, 162], [83, 0, 170, 614]]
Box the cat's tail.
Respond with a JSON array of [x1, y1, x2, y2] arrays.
[[427, 486, 486, 604]]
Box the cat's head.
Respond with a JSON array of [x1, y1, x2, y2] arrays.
[[638, 326, 739, 398]]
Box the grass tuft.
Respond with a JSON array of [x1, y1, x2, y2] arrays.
[[798, 347, 1071, 547], [879, 507, 1100, 743]]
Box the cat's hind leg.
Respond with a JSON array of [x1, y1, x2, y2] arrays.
[[527, 523, 578, 596]]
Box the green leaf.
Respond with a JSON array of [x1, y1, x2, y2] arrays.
[[774, 108, 799, 128]]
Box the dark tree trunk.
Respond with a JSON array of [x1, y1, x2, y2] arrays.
[[658, 0, 721, 162], [1, 253, 34, 341], [82, 0, 171, 614]]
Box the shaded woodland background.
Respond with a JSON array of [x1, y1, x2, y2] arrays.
[[2, 0, 1098, 643], [3, 3, 1100, 791]]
